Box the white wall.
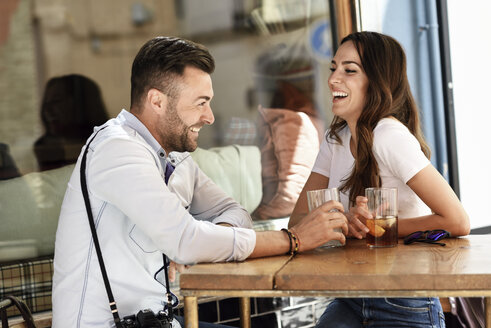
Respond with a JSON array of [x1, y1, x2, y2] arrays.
[[447, 1, 491, 229]]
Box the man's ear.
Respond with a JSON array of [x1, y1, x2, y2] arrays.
[[147, 88, 167, 113]]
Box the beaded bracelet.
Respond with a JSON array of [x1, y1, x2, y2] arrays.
[[281, 228, 292, 255], [289, 229, 300, 255], [281, 228, 300, 255]]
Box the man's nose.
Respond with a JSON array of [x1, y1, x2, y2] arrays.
[[203, 105, 214, 125]]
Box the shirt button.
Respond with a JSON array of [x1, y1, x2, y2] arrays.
[[159, 152, 165, 157]]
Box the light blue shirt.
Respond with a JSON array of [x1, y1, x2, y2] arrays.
[[52, 109, 255, 328]]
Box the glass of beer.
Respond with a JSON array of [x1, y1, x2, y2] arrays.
[[365, 187, 398, 248], [307, 188, 342, 247]]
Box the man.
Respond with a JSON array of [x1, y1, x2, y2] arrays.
[[52, 36, 348, 327]]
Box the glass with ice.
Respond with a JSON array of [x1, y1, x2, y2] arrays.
[[306, 188, 342, 247]]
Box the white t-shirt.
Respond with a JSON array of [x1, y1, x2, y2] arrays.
[[312, 118, 431, 219]]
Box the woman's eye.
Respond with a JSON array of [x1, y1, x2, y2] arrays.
[[329, 67, 336, 72], [346, 69, 356, 73]]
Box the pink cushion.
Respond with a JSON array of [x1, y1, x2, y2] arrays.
[[253, 106, 324, 220]]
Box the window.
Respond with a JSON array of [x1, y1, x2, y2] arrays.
[[0, 0, 343, 260]]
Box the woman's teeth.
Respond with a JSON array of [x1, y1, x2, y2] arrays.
[[333, 91, 348, 99]]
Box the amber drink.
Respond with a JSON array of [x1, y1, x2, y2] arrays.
[[366, 216, 398, 247], [365, 188, 398, 248]]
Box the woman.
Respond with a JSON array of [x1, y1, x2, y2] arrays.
[[34, 74, 109, 171], [289, 31, 469, 327]]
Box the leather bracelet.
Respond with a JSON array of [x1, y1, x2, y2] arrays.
[[281, 228, 292, 255]]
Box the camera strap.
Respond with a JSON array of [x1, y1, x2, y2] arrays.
[[80, 126, 124, 327], [80, 126, 174, 327], [162, 254, 174, 321]]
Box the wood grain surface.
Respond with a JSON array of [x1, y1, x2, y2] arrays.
[[275, 236, 491, 291], [180, 255, 291, 290], [180, 236, 491, 292]]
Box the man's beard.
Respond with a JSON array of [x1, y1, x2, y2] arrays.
[[159, 102, 198, 153]]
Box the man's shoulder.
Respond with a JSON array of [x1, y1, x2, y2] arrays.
[[92, 121, 146, 148]]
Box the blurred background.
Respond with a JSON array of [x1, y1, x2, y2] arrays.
[[0, 0, 489, 229]]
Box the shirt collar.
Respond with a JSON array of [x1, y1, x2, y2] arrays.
[[120, 109, 168, 158]]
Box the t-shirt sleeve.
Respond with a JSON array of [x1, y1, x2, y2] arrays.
[[373, 122, 430, 183], [312, 131, 332, 178]]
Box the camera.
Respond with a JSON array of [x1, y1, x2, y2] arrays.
[[121, 309, 172, 328]]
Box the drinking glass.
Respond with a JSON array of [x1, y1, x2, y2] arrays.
[[365, 187, 398, 248], [306, 188, 342, 247]]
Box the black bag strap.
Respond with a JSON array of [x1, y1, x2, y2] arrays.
[[162, 254, 174, 320], [0, 295, 36, 328], [80, 127, 174, 326], [80, 127, 124, 327]]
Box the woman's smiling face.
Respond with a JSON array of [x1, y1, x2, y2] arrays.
[[328, 41, 369, 126]]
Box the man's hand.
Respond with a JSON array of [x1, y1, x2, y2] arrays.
[[168, 261, 189, 282], [290, 200, 349, 252]]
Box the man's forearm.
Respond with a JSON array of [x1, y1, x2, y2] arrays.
[[248, 230, 290, 258]]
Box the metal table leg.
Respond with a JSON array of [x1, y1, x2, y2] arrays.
[[239, 297, 251, 328], [184, 296, 198, 328], [486, 297, 491, 328]]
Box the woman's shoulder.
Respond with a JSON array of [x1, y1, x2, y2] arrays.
[[375, 117, 406, 129], [373, 117, 411, 138], [372, 118, 421, 152]]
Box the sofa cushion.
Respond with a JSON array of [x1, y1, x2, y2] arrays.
[[191, 145, 262, 214], [253, 106, 323, 220], [0, 165, 75, 260]]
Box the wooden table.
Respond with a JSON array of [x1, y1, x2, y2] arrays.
[[180, 235, 491, 328]]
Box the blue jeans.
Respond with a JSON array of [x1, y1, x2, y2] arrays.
[[174, 315, 233, 328], [316, 298, 446, 328]]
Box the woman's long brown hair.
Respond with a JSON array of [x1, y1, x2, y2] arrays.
[[328, 31, 431, 205]]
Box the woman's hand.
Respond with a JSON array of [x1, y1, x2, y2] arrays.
[[347, 196, 371, 239]]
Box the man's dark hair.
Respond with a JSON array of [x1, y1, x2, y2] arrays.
[[130, 36, 215, 109]]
